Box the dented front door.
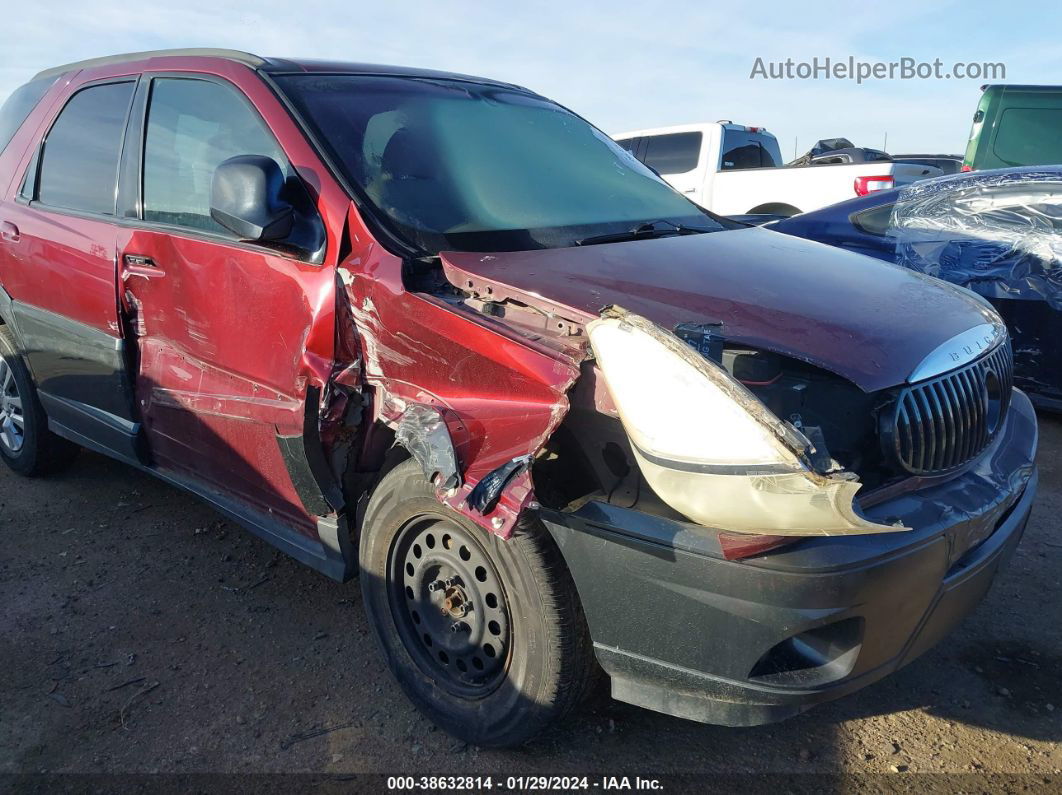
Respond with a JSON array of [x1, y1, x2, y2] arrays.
[[118, 73, 337, 533], [119, 229, 335, 530]]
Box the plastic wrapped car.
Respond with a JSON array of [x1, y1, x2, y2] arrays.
[[771, 167, 1062, 409]]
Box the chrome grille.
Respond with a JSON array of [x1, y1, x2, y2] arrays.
[[887, 338, 1013, 475]]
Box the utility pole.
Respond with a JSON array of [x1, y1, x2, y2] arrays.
[[883, 131, 888, 152]]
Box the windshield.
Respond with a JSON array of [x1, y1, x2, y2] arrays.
[[275, 74, 723, 254]]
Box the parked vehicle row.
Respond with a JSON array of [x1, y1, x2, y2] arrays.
[[613, 122, 941, 217], [0, 50, 1040, 747], [643, 84, 1062, 411]]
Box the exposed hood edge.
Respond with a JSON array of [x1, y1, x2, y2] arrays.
[[440, 256, 872, 388]]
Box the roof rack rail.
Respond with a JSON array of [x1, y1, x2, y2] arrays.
[[33, 48, 266, 80]]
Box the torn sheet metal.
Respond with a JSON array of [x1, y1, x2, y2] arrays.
[[588, 308, 908, 537], [467, 455, 532, 514], [395, 403, 462, 491], [337, 225, 586, 537]]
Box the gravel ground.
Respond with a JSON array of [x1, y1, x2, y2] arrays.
[[1, 412, 1060, 789]]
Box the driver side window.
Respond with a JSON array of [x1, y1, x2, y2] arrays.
[[143, 77, 286, 234]]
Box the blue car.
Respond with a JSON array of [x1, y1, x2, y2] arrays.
[[770, 167, 1062, 410]]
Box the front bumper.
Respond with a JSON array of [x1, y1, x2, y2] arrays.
[[542, 389, 1038, 726]]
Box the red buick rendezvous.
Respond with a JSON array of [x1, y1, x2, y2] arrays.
[[0, 50, 1037, 746]]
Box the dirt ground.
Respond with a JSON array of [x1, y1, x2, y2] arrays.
[[1, 412, 1060, 789]]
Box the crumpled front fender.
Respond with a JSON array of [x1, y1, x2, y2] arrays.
[[335, 239, 584, 538]]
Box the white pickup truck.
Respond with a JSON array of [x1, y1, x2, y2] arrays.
[[613, 122, 941, 217]]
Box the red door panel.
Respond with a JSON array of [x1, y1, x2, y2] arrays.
[[119, 227, 337, 534], [0, 203, 138, 436], [113, 66, 346, 535], [1, 203, 120, 334]]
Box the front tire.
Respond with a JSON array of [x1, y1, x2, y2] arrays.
[[0, 325, 79, 476], [359, 459, 597, 747]]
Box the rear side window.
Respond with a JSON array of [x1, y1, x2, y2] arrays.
[[851, 202, 894, 236], [37, 81, 135, 215], [0, 76, 56, 155], [641, 132, 701, 174], [993, 108, 1062, 166], [143, 77, 285, 234], [720, 130, 781, 170]]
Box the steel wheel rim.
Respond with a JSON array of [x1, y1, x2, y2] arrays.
[[0, 359, 24, 454], [388, 515, 512, 698]]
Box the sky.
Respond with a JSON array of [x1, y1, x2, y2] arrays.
[[3, 0, 1060, 155]]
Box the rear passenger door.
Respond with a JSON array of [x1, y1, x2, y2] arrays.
[[1, 79, 141, 459]]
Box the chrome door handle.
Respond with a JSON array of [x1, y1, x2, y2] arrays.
[[124, 254, 157, 267], [0, 221, 19, 243]]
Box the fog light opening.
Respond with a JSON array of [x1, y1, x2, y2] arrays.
[[748, 617, 864, 687]]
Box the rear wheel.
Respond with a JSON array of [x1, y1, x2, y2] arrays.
[[359, 459, 597, 747], [0, 325, 79, 476]]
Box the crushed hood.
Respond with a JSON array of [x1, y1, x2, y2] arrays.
[[440, 226, 1001, 392]]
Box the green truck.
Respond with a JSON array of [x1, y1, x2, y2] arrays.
[[964, 84, 1062, 170]]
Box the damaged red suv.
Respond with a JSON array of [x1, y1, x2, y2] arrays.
[[0, 50, 1038, 746]]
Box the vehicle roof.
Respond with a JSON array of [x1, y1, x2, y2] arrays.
[[32, 48, 269, 80], [980, 84, 1062, 93], [32, 48, 524, 90], [892, 154, 963, 159], [613, 122, 774, 139]]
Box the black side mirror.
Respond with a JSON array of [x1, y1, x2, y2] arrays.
[[210, 155, 294, 242]]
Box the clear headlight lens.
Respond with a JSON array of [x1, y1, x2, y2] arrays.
[[588, 315, 799, 469], [588, 310, 907, 537]]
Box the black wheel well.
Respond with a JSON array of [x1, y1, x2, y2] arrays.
[[747, 202, 801, 217], [345, 423, 410, 542], [372, 441, 412, 490]]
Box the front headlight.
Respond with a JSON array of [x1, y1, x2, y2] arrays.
[[588, 309, 906, 536]]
